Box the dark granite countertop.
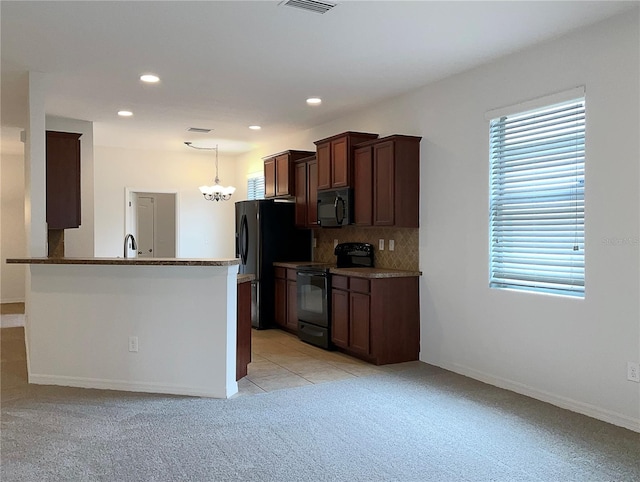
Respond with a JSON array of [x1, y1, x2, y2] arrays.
[[7, 257, 240, 267], [273, 261, 421, 278], [330, 267, 421, 279], [273, 261, 328, 269]]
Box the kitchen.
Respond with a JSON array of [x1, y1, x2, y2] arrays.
[[10, 124, 424, 397], [249, 133, 422, 361]]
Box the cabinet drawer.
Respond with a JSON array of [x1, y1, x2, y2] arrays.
[[274, 267, 286, 279], [286, 268, 297, 281], [332, 275, 348, 290], [350, 278, 370, 293]]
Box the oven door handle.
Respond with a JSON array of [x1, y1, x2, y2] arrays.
[[297, 272, 328, 278]]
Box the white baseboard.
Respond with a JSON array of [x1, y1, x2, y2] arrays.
[[28, 374, 238, 399], [1, 298, 25, 304], [431, 361, 640, 433]]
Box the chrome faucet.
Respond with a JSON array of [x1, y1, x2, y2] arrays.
[[124, 234, 137, 258]]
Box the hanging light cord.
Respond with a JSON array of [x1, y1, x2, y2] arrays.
[[184, 142, 221, 183], [185, 142, 235, 201]]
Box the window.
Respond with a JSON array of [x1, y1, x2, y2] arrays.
[[247, 174, 265, 200], [489, 94, 585, 298]]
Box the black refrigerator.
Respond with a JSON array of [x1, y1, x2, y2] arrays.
[[235, 200, 312, 329]]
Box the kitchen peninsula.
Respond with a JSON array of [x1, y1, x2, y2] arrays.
[[7, 257, 242, 398]]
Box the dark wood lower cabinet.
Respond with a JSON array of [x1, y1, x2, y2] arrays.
[[274, 275, 287, 328], [331, 288, 349, 348], [349, 291, 370, 356], [274, 267, 298, 334], [286, 277, 298, 332], [236, 280, 252, 380], [331, 275, 419, 365]]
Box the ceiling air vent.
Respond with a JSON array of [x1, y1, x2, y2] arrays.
[[279, 0, 337, 14], [187, 127, 212, 133]]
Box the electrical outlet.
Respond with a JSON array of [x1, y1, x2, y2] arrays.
[[312, 237, 317, 248], [379, 239, 385, 251], [389, 239, 395, 251], [627, 362, 640, 382], [333, 239, 339, 248], [128, 336, 139, 353]]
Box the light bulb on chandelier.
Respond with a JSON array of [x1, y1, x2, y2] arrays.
[[185, 142, 236, 202]]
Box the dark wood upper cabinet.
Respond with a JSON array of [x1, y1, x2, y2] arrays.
[[294, 155, 318, 228], [316, 142, 331, 190], [275, 153, 290, 196], [46, 130, 82, 229], [353, 135, 421, 228], [263, 150, 314, 198], [314, 132, 378, 191], [353, 146, 373, 226], [264, 158, 276, 198], [294, 161, 307, 226], [307, 158, 318, 226], [330, 135, 348, 188], [373, 140, 395, 226]]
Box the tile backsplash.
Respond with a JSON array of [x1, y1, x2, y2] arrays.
[[313, 226, 419, 271]]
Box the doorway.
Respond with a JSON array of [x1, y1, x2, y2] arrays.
[[125, 190, 178, 258]]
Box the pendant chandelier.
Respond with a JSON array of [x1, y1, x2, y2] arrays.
[[185, 142, 236, 202]]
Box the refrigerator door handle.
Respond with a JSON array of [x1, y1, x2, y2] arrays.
[[241, 214, 249, 265]]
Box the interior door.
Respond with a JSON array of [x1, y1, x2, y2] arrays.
[[137, 195, 155, 257]]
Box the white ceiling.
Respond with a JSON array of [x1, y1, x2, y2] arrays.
[[1, 1, 636, 155]]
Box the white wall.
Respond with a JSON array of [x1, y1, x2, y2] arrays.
[[1, 152, 26, 302], [236, 12, 640, 430], [94, 146, 236, 258], [27, 263, 238, 398], [416, 12, 639, 430], [45, 116, 95, 257]]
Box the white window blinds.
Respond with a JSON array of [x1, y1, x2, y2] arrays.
[[247, 175, 265, 200], [489, 96, 585, 298]]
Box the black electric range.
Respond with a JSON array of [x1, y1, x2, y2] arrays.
[[296, 243, 374, 349]]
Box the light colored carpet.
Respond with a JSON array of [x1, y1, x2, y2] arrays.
[[2, 358, 639, 481]]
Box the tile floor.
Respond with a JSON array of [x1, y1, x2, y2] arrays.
[[237, 329, 393, 396]]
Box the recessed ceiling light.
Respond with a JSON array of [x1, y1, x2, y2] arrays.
[[118, 110, 133, 117], [140, 74, 160, 83], [306, 97, 322, 106], [249, 125, 262, 130]]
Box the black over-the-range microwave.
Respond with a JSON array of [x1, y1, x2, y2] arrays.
[[316, 188, 353, 228]]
